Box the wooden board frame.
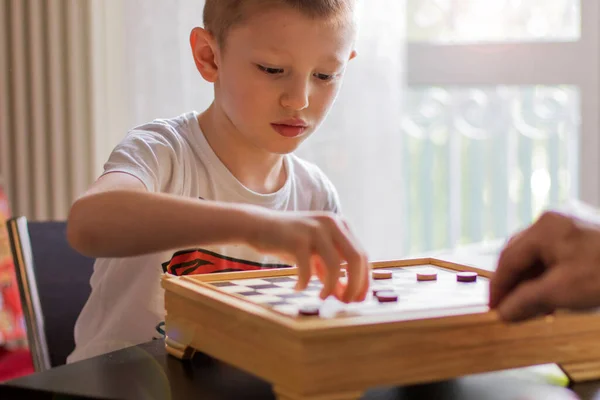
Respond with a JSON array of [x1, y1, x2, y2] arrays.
[[161, 258, 600, 399]]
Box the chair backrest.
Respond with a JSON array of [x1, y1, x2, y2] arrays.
[[6, 217, 95, 370]]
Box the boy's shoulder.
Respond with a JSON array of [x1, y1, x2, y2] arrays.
[[104, 111, 203, 192], [125, 111, 198, 144]]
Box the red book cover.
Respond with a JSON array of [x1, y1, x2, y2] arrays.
[[0, 181, 26, 344]]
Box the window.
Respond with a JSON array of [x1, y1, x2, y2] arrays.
[[403, 0, 598, 254], [408, 0, 580, 43]]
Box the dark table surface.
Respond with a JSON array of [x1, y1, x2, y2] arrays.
[[1, 339, 600, 400]]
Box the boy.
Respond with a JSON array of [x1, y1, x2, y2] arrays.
[[66, 0, 370, 363]]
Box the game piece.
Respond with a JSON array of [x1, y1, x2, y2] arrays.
[[298, 305, 320, 316], [375, 290, 398, 303], [417, 271, 437, 281], [372, 269, 393, 279], [372, 286, 393, 296], [457, 272, 477, 282]]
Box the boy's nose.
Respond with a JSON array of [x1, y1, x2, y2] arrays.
[[281, 80, 310, 111]]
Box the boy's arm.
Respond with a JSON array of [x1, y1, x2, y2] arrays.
[[67, 172, 262, 258], [67, 172, 369, 303]]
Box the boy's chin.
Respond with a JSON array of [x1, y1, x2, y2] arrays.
[[265, 142, 303, 155], [255, 133, 308, 155], [241, 129, 310, 155]]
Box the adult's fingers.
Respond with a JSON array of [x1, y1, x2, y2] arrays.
[[489, 224, 546, 308], [504, 228, 525, 247], [491, 212, 575, 308], [495, 266, 563, 322]]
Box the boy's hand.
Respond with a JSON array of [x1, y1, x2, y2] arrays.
[[489, 211, 600, 322], [246, 209, 370, 303]]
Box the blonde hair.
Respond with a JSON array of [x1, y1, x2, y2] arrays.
[[203, 0, 355, 46]]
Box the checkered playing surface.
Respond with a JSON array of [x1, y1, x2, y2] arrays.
[[208, 265, 490, 319]]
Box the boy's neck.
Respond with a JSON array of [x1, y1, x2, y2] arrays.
[[197, 104, 287, 194]]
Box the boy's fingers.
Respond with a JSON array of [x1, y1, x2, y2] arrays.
[[342, 254, 363, 303], [315, 233, 341, 300], [356, 260, 371, 301], [312, 256, 345, 301], [341, 219, 361, 243], [332, 280, 347, 300], [347, 256, 369, 302], [328, 217, 370, 302], [313, 256, 331, 300], [329, 224, 365, 303], [496, 267, 562, 322], [294, 249, 312, 291]]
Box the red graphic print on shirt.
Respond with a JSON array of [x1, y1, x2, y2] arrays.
[[162, 248, 292, 276]]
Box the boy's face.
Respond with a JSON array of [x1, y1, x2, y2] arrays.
[[211, 6, 357, 155]]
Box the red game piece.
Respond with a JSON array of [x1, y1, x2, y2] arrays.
[[372, 286, 393, 296], [376, 291, 398, 303], [457, 272, 478, 282], [299, 305, 320, 316]]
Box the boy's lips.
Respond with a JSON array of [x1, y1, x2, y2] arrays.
[[271, 118, 308, 138]]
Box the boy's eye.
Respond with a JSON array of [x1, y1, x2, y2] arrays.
[[257, 65, 284, 75], [314, 73, 334, 81]]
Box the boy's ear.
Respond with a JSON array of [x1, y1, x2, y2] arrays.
[[190, 27, 219, 83], [349, 50, 357, 61]]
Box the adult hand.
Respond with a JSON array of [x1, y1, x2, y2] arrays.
[[489, 211, 600, 322]]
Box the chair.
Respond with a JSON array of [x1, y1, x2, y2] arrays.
[[6, 217, 95, 371]]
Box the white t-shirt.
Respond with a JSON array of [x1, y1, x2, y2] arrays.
[[67, 111, 341, 363]]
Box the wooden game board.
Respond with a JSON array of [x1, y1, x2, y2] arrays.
[[161, 258, 600, 400]]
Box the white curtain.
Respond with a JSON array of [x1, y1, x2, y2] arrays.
[[122, 0, 406, 261]]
